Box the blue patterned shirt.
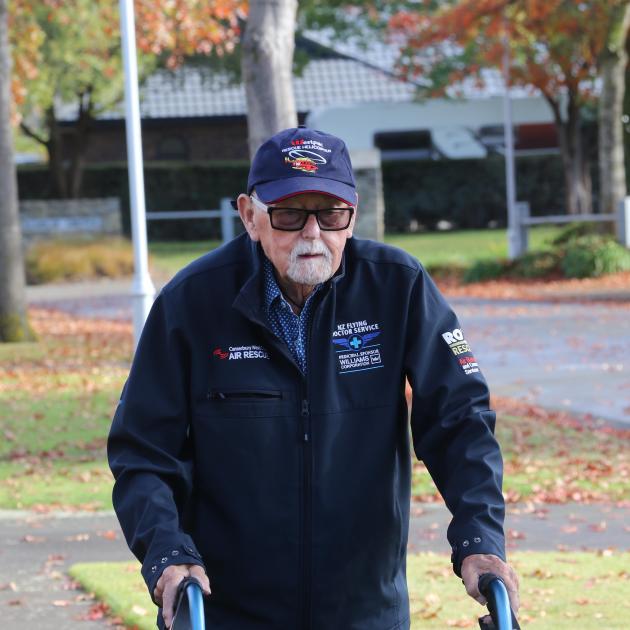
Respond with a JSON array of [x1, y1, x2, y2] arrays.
[[263, 257, 321, 373]]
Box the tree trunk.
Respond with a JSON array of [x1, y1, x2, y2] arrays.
[[598, 4, 630, 215], [0, 0, 33, 342], [68, 92, 93, 198], [46, 107, 69, 198], [241, 0, 298, 158], [23, 100, 92, 199], [548, 93, 593, 215]]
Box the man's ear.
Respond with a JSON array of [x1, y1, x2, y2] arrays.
[[237, 194, 260, 241], [346, 201, 358, 238]]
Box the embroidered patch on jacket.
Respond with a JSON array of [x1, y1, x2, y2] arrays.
[[332, 320, 383, 374], [441, 328, 479, 374], [212, 345, 269, 361], [458, 355, 479, 375]]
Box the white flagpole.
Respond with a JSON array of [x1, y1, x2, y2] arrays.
[[502, 24, 519, 260], [119, 0, 155, 347]]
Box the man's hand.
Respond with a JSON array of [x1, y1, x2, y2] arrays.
[[153, 564, 211, 628], [461, 554, 519, 614]]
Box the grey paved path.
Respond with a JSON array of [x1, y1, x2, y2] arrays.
[[0, 511, 130, 628], [454, 298, 630, 427], [1, 504, 628, 629]]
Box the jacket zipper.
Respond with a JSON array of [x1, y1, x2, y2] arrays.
[[301, 396, 312, 630], [301, 289, 326, 630], [238, 285, 327, 629]]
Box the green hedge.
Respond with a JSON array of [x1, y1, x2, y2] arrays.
[[18, 154, 568, 238], [18, 161, 249, 241], [382, 154, 566, 231]]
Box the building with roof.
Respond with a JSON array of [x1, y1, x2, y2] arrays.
[[56, 36, 558, 165], [55, 44, 417, 165]]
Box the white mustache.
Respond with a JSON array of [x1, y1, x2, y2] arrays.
[[290, 240, 332, 261]]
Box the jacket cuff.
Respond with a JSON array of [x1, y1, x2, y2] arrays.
[[142, 538, 205, 604], [450, 531, 505, 577]]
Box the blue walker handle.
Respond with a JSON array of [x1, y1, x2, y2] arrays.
[[171, 577, 206, 630], [477, 573, 520, 630], [185, 580, 206, 630]]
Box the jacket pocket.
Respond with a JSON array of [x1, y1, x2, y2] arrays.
[[208, 389, 283, 401], [197, 388, 290, 419]]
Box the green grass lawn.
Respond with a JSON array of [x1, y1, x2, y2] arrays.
[[386, 226, 561, 269], [0, 311, 129, 509], [70, 551, 630, 629], [147, 227, 562, 278], [148, 239, 221, 277], [411, 402, 629, 504]]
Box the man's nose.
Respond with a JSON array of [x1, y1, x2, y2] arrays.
[[301, 213, 320, 238]]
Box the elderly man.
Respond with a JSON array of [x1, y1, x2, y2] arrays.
[[108, 126, 518, 629]]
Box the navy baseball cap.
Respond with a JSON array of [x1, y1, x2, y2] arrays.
[[247, 127, 357, 206]]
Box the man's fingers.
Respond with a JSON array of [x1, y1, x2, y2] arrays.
[[461, 559, 485, 606], [161, 574, 185, 629], [155, 565, 191, 628], [502, 563, 520, 612], [462, 577, 486, 606], [506, 575, 520, 612], [189, 565, 212, 595], [461, 553, 520, 612], [151, 563, 209, 628], [153, 584, 163, 607]]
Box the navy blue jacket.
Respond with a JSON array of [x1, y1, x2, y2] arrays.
[[107, 234, 505, 630]]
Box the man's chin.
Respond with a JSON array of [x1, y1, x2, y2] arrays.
[[287, 261, 332, 286]]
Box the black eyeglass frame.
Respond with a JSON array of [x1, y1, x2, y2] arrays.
[[250, 195, 355, 231]]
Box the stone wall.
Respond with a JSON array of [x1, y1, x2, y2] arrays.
[[20, 198, 122, 239], [350, 149, 385, 242]]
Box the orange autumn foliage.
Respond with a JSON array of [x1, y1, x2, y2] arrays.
[[389, 0, 624, 102], [8, 0, 247, 122]]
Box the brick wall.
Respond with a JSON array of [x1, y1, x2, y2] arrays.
[[60, 115, 251, 163]]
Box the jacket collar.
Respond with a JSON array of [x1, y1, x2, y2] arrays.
[[232, 239, 267, 326], [233, 237, 348, 323]]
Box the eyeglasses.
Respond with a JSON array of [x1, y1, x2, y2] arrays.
[[250, 196, 354, 231]]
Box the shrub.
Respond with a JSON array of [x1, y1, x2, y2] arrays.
[[460, 229, 629, 283], [560, 235, 630, 278], [512, 251, 560, 279], [25, 237, 136, 284], [550, 222, 611, 246], [424, 262, 467, 282], [463, 259, 511, 283]]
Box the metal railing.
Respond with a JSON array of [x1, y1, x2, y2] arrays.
[[511, 197, 630, 258], [146, 197, 236, 244]]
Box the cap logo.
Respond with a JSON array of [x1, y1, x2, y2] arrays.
[[282, 138, 331, 174], [248, 128, 356, 204]]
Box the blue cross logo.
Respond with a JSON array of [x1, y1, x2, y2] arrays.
[[349, 336, 363, 350]]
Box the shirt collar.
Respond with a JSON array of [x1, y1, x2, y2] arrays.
[[263, 256, 329, 313], [263, 257, 283, 311]]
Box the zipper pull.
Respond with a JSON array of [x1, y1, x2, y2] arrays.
[[302, 399, 310, 442]]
